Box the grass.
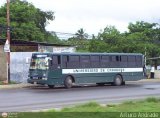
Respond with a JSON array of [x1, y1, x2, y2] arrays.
[[59, 98, 160, 112], [146, 97, 159, 103], [14, 98, 160, 118], [0, 80, 17, 85], [0, 81, 3, 85]]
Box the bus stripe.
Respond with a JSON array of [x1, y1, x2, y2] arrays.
[[62, 68, 143, 74]]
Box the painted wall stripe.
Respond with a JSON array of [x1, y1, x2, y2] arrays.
[[62, 68, 143, 74]]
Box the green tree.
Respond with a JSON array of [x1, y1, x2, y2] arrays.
[[75, 28, 88, 40], [127, 21, 160, 66], [89, 26, 122, 52], [127, 21, 160, 55], [98, 26, 121, 45], [64, 28, 90, 52], [66, 37, 90, 52], [89, 39, 110, 52], [0, 0, 59, 43]]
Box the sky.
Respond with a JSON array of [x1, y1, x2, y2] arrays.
[[0, 0, 160, 38]]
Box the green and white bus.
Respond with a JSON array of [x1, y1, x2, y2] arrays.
[[27, 53, 145, 88]]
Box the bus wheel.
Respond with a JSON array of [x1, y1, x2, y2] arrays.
[[113, 75, 123, 86], [64, 76, 73, 88], [48, 85, 54, 89]]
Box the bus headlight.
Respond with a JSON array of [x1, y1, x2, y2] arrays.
[[43, 73, 46, 77], [42, 73, 47, 80], [42, 77, 47, 80]]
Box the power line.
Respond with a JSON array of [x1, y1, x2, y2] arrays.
[[49, 31, 93, 38], [0, 25, 93, 39]]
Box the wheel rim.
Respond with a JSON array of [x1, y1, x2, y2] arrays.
[[65, 76, 73, 88], [115, 75, 122, 86], [116, 78, 121, 85], [67, 78, 72, 85]]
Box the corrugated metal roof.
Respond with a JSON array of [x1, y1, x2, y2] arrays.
[[0, 38, 72, 47]]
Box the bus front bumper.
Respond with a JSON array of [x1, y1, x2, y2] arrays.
[[27, 78, 48, 85], [27, 78, 64, 86]]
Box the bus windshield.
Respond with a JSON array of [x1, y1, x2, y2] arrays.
[[30, 55, 51, 70]]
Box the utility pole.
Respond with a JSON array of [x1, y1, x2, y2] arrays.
[[6, 0, 10, 83], [144, 46, 146, 66]]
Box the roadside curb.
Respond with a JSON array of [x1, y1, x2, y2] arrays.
[[138, 78, 160, 82], [0, 84, 36, 89], [126, 79, 160, 84], [0, 79, 160, 90]]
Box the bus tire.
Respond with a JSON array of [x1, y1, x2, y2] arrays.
[[48, 85, 54, 89], [113, 75, 123, 86], [64, 76, 73, 88]]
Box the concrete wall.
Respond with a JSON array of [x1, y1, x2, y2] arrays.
[[0, 45, 7, 81], [155, 70, 160, 79]]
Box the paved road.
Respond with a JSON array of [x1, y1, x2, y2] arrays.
[[0, 81, 160, 112]]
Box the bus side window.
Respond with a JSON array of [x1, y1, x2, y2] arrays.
[[58, 56, 61, 65], [110, 56, 120, 67], [69, 55, 79, 62], [120, 56, 127, 67], [128, 56, 136, 67], [121, 56, 127, 62], [136, 56, 142, 67], [52, 55, 61, 69], [80, 55, 90, 68], [67, 55, 80, 68], [111, 56, 120, 62], [91, 55, 100, 67], [52, 56, 58, 64], [101, 55, 110, 67], [62, 56, 68, 68]]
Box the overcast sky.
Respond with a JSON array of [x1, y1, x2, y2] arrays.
[[0, 0, 160, 38]]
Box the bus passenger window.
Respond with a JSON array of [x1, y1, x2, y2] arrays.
[[136, 56, 142, 67], [69, 56, 79, 62], [91, 55, 100, 67], [101, 56, 109, 62], [128, 56, 136, 62], [52, 55, 61, 65], [80, 55, 90, 68], [62, 56, 68, 68], [111, 56, 120, 62], [58, 56, 61, 65], [91, 56, 99, 61], [52, 56, 58, 64], [81, 56, 90, 62], [121, 56, 127, 62], [128, 56, 136, 67], [116, 56, 120, 61]]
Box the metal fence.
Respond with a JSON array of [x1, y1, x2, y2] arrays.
[[10, 52, 32, 83]]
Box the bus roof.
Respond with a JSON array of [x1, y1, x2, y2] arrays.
[[32, 52, 143, 56]]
